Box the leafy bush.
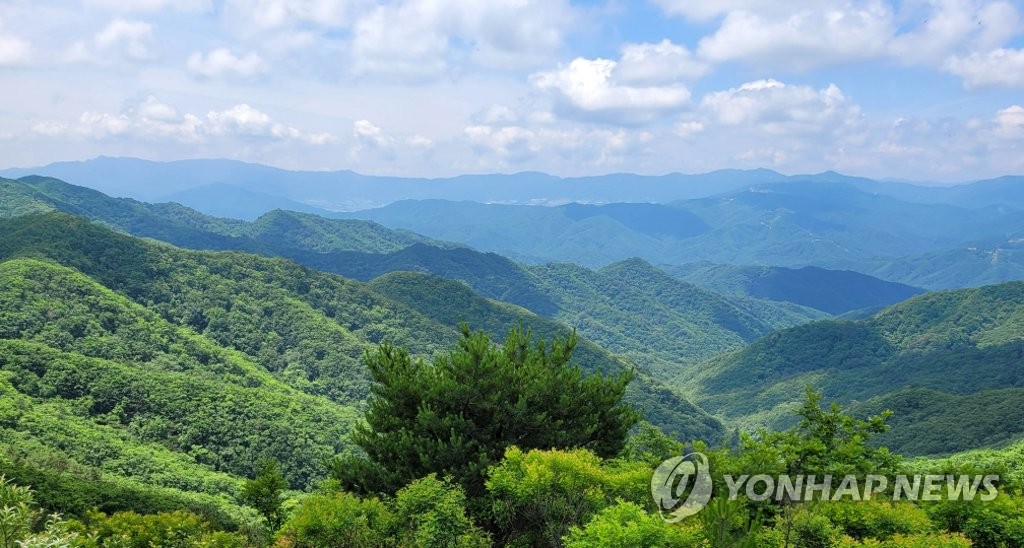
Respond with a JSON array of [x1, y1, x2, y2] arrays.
[[486, 446, 649, 546], [391, 475, 490, 548], [563, 501, 702, 548], [275, 492, 393, 548], [70, 510, 247, 547], [816, 501, 932, 541]]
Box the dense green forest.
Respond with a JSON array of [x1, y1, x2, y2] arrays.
[[0, 176, 826, 379], [676, 282, 1024, 454], [663, 263, 923, 315]]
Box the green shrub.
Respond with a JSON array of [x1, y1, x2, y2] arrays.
[[836, 532, 971, 547], [787, 509, 843, 548], [816, 501, 932, 540], [70, 509, 245, 547], [275, 492, 393, 548], [486, 446, 649, 546], [563, 501, 702, 548], [392, 475, 490, 548]]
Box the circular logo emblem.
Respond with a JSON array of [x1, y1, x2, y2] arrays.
[[651, 452, 713, 522]]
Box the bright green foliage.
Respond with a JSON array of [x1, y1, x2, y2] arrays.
[[391, 475, 490, 548], [923, 492, 1024, 548], [485, 447, 650, 546], [0, 476, 79, 548], [277, 476, 488, 548], [563, 501, 703, 548], [835, 532, 972, 547], [242, 460, 288, 531], [275, 492, 393, 548], [337, 325, 640, 497], [1, 475, 39, 548], [816, 501, 932, 541], [786, 508, 843, 548], [70, 510, 247, 547]]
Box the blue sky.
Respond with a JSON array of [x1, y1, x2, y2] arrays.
[[0, 0, 1022, 182]]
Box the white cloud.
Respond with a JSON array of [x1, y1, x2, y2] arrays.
[[653, 0, 823, 21], [675, 120, 704, 138], [701, 79, 861, 135], [83, 0, 212, 13], [944, 48, 1024, 88], [31, 96, 333, 145], [93, 18, 157, 61], [531, 57, 691, 125], [697, 3, 894, 70], [222, 0, 362, 31], [993, 105, 1024, 139], [187, 48, 269, 78], [886, 0, 1023, 73], [616, 40, 708, 84], [350, 2, 449, 78], [350, 0, 572, 79], [352, 119, 392, 147], [0, 35, 31, 65]]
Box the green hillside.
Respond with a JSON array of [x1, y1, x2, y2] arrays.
[[665, 262, 924, 314], [677, 282, 1024, 454], [0, 177, 820, 384], [4, 176, 437, 256], [0, 213, 720, 437], [526, 258, 824, 379]]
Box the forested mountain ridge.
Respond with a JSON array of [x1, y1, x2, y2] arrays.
[[0, 213, 721, 436], [0, 176, 824, 380], [1, 175, 440, 256], [677, 281, 1024, 455], [664, 262, 924, 314], [341, 182, 1024, 288], [525, 258, 825, 379]]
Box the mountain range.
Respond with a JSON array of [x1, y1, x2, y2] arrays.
[[2, 163, 1024, 531]]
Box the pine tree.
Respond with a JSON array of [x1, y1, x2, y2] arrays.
[[332, 324, 640, 499]]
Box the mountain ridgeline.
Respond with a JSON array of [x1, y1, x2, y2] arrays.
[[676, 282, 1024, 455]]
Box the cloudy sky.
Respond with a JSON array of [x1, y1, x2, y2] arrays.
[[1, 0, 1022, 181]]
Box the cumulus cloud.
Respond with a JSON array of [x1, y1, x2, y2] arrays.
[[222, 0, 361, 32], [31, 96, 333, 145], [653, 0, 823, 21], [944, 48, 1024, 88], [616, 40, 708, 84], [350, 0, 572, 79], [697, 3, 894, 70], [701, 79, 861, 135], [187, 48, 269, 78], [65, 18, 158, 63], [83, 0, 212, 12], [0, 35, 31, 65], [531, 57, 692, 125], [670, 0, 1024, 88], [993, 105, 1024, 139]]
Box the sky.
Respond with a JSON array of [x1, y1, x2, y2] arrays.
[[0, 0, 1022, 182]]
